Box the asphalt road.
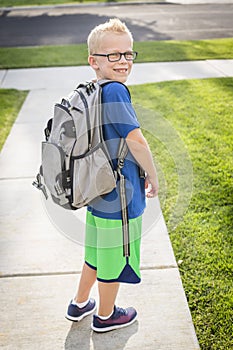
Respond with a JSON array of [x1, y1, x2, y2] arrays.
[[0, 3, 233, 47]]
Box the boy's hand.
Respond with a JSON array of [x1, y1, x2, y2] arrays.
[[145, 175, 159, 198]]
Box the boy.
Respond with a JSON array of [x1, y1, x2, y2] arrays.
[[66, 18, 158, 332]]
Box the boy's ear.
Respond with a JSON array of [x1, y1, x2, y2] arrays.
[[88, 55, 99, 70]]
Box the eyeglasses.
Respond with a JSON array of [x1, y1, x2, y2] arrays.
[[92, 51, 138, 62]]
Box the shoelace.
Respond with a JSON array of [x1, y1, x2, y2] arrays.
[[112, 307, 127, 319]]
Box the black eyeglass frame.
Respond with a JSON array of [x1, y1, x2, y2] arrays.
[[92, 51, 138, 62]]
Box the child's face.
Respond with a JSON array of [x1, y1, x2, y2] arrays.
[[89, 32, 134, 83]]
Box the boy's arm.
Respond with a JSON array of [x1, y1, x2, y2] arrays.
[[126, 128, 159, 198]]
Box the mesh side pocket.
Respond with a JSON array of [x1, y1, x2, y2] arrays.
[[42, 142, 67, 197], [72, 144, 117, 208]]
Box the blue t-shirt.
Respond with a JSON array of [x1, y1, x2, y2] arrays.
[[87, 82, 146, 219]]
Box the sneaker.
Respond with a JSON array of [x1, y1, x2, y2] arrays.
[[91, 305, 137, 332], [66, 298, 96, 322]]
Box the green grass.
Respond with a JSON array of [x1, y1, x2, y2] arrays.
[[0, 0, 149, 7], [131, 77, 233, 350], [0, 89, 28, 150], [0, 0, 107, 6], [0, 38, 233, 69], [2, 78, 231, 348]]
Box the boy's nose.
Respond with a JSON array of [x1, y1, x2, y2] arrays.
[[119, 54, 127, 63]]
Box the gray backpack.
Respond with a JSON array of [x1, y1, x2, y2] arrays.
[[33, 81, 128, 210], [33, 80, 145, 257]]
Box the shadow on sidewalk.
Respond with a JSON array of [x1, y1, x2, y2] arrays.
[[65, 317, 139, 349]]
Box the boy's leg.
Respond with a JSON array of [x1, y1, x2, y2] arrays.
[[92, 280, 137, 332], [72, 209, 97, 303], [98, 281, 120, 317], [74, 262, 97, 303], [66, 212, 95, 322], [65, 262, 97, 322]]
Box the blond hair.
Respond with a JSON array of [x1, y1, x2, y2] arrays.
[[87, 18, 133, 55]]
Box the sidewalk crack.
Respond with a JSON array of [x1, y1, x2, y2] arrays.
[[0, 270, 81, 279], [0, 69, 8, 87], [0, 176, 35, 181], [0, 265, 178, 279], [206, 60, 228, 77]]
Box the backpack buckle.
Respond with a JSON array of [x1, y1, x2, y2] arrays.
[[32, 173, 48, 199], [86, 82, 96, 96]]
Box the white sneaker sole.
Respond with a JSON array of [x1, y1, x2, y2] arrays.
[[66, 305, 97, 322]]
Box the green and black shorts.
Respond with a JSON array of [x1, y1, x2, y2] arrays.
[[85, 210, 142, 284]]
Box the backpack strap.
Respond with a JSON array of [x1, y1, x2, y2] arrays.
[[117, 138, 130, 257], [98, 81, 143, 257], [97, 79, 131, 98]]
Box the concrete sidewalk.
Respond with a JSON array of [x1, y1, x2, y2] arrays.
[[1, 59, 233, 90], [2, 59, 232, 349]]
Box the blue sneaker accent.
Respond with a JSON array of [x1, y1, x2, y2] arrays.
[[91, 305, 137, 332], [66, 298, 96, 322]]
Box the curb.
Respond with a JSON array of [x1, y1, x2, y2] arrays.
[[0, 1, 166, 13], [0, 0, 231, 12]]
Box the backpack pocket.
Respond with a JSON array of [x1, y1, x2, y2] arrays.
[[42, 142, 71, 207], [71, 143, 117, 208]]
